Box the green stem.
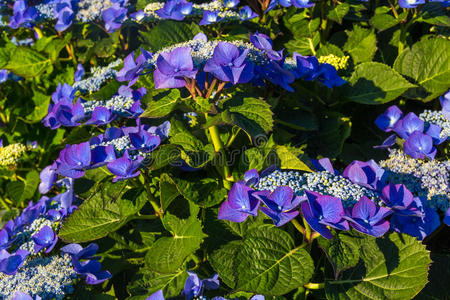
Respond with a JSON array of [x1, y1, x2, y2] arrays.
[[0, 197, 10, 211], [142, 173, 161, 217], [304, 282, 325, 290], [303, 216, 312, 242], [208, 123, 233, 189], [225, 128, 241, 148], [291, 218, 306, 235]]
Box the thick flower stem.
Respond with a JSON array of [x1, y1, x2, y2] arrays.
[[208, 123, 233, 189], [291, 218, 306, 235]]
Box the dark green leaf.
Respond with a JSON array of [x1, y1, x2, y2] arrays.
[[6, 47, 51, 78], [141, 89, 180, 118]]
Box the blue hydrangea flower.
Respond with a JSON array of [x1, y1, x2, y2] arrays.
[[154, 47, 197, 89], [218, 182, 261, 222], [199, 10, 220, 25], [257, 186, 303, 226], [182, 271, 219, 300], [393, 112, 424, 140], [375, 105, 404, 132], [403, 131, 437, 160], [55, 142, 91, 178], [156, 0, 192, 21], [9, 0, 38, 29], [102, 3, 128, 33], [399, 0, 425, 8], [239, 5, 258, 20], [107, 150, 143, 182], [301, 191, 349, 239], [344, 196, 392, 237], [32, 226, 58, 254], [54, 0, 74, 32]]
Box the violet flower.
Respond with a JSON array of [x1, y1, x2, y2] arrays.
[[90, 145, 117, 169], [218, 182, 261, 222], [292, 53, 319, 80], [300, 191, 349, 239], [342, 160, 385, 190], [39, 165, 58, 194], [0, 249, 29, 275], [440, 90, 450, 120], [117, 51, 151, 86], [344, 196, 392, 237], [9, 0, 38, 29], [393, 112, 424, 140], [375, 105, 403, 132], [311, 157, 339, 175], [156, 0, 193, 21], [107, 150, 143, 182], [315, 63, 346, 88], [380, 183, 421, 216], [32, 226, 58, 254], [403, 131, 437, 159], [183, 271, 220, 300], [84, 107, 116, 126], [153, 47, 197, 89], [56, 142, 91, 178], [261, 61, 295, 92], [102, 4, 128, 33], [74, 64, 85, 82], [61, 243, 112, 284], [399, 0, 425, 8], [204, 42, 254, 84], [258, 186, 303, 226], [224, 0, 240, 8], [199, 11, 220, 25], [250, 32, 283, 61], [54, 0, 74, 32], [11, 291, 34, 300], [239, 6, 258, 20], [129, 130, 161, 152]]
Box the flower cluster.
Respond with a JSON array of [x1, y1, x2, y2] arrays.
[[6, 0, 129, 32], [136, 0, 257, 24], [318, 54, 350, 71], [375, 91, 450, 159], [72, 59, 122, 94], [380, 149, 450, 212], [118, 33, 345, 92], [0, 141, 27, 167], [40, 119, 170, 183], [220, 156, 444, 240]]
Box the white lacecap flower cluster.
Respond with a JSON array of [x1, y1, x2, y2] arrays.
[[94, 134, 153, 160], [142, 0, 240, 22], [0, 254, 76, 299], [15, 217, 60, 255], [73, 59, 122, 94], [82, 94, 135, 115], [380, 149, 450, 212], [35, 0, 119, 23], [148, 39, 271, 69], [257, 169, 379, 208], [419, 110, 450, 139]]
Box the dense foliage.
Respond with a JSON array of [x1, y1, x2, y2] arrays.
[[0, 0, 449, 299]]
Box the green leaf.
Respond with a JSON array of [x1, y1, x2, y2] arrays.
[[170, 132, 214, 168], [415, 253, 450, 300], [19, 170, 40, 203], [210, 240, 242, 289], [145, 213, 206, 273], [318, 231, 362, 279], [276, 110, 319, 131], [141, 89, 180, 118], [343, 62, 415, 104], [159, 173, 180, 212], [327, 3, 350, 24], [140, 21, 201, 52], [147, 144, 181, 171], [417, 3, 450, 27], [222, 96, 273, 141], [343, 25, 377, 64], [235, 226, 314, 295], [128, 268, 188, 299], [370, 11, 400, 31], [285, 33, 320, 56], [325, 233, 431, 300], [59, 182, 145, 242], [26, 91, 51, 122], [0, 43, 15, 68], [393, 37, 450, 101], [275, 145, 312, 172], [6, 181, 25, 205], [6, 47, 51, 78]]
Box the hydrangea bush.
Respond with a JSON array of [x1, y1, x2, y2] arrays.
[[0, 0, 449, 299]]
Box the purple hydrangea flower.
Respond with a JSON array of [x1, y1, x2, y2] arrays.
[[300, 191, 349, 239], [381, 183, 421, 216], [90, 145, 117, 169], [11, 291, 34, 300], [375, 105, 404, 132], [374, 134, 397, 149], [261, 61, 295, 91], [9, 0, 38, 29], [425, 123, 445, 145], [390, 197, 440, 240], [250, 32, 283, 61], [0, 221, 16, 251], [199, 11, 220, 25], [243, 169, 260, 187], [444, 207, 450, 226], [39, 165, 58, 194], [204, 42, 254, 84], [393, 112, 424, 140], [183, 271, 220, 300], [239, 6, 258, 20], [0, 70, 7, 83], [107, 150, 143, 182], [315, 63, 346, 88], [102, 4, 128, 33], [84, 107, 116, 126], [403, 131, 436, 160], [344, 196, 391, 237], [218, 182, 261, 222], [311, 157, 339, 175], [399, 0, 425, 8], [54, 0, 74, 32], [74, 64, 85, 82], [292, 0, 315, 8], [117, 50, 151, 86], [56, 142, 92, 178], [292, 53, 319, 80], [0, 249, 29, 275], [257, 186, 303, 226], [148, 121, 171, 141], [154, 47, 197, 89], [61, 243, 112, 284], [342, 160, 383, 190], [156, 0, 193, 21], [129, 129, 161, 152], [146, 290, 165, 300], [32, 226, 58, 254]]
